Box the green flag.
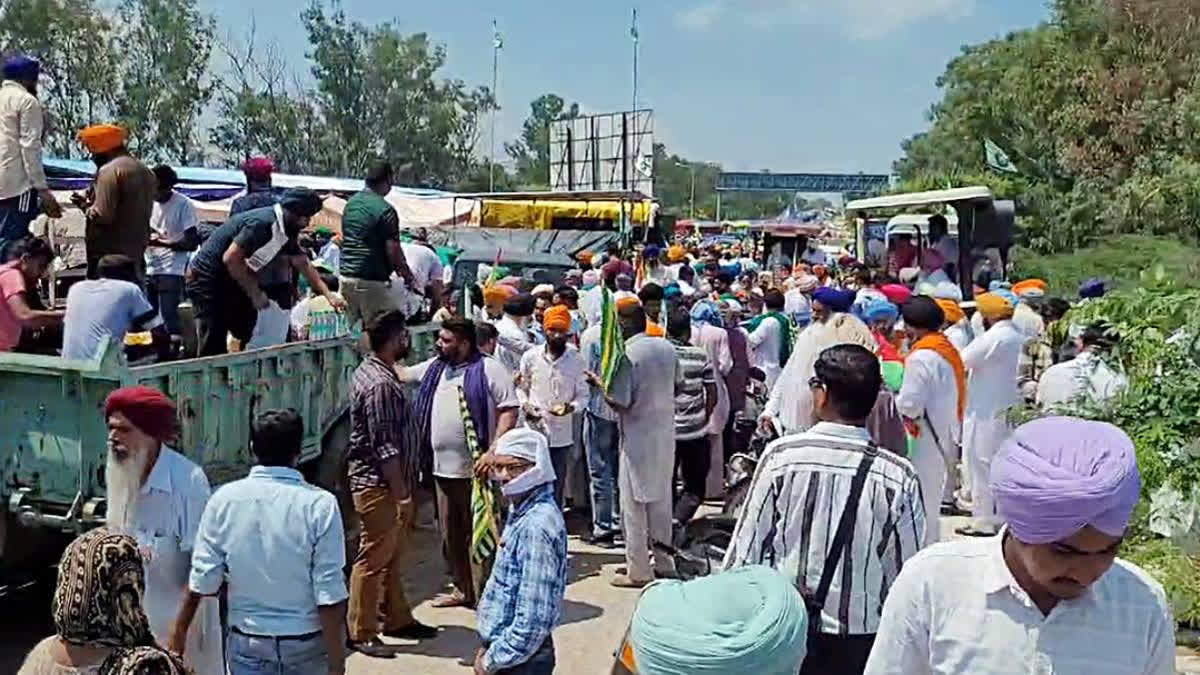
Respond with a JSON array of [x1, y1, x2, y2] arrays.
[[984, 138, 1019, 174]]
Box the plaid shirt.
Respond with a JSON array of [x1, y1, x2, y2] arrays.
[[477, 483, 567, 672], [347, 354, 411, 492]]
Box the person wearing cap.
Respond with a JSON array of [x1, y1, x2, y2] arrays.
[[517, 305, 588, 507], [0, 55, 60, 260], [585, 299, 678, 588], [311, 226, 340, 274], [895, 297, 965, 546], [956, 292, 1026, 537], [474, 428, 569, 675], [230, 156, 278, 216], [101, 385, 221, 675], [865, 416, 1175, 675], [145, 165, 199, 347], [186, 187, 344, 356], [338, 161, 418, 328], [725, 344, 925, 675], [1036, 321, 1127, 409], [75, 123, 156, 282]]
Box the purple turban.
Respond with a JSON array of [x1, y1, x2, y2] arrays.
[[812, 287, 855, 313], [991, 417, 1140, 545]]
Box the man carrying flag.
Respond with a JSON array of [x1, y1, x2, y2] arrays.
[[586, 295, 678, 588], [579, 287, 626, 547]]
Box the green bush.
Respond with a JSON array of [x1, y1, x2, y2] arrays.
[[1011, 235, 1200, 297]]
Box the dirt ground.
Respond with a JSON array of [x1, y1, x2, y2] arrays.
[[1, 512, 1196, 674]]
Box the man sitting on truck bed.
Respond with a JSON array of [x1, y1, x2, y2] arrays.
[[62, 254, 164, 361]]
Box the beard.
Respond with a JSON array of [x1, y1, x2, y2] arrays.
[[105, 448, 150, 532]]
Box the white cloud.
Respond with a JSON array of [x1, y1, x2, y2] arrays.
[[675, 2, 727, 31], [677, 0, 974, 39]]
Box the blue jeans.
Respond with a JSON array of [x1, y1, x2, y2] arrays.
[[227, 629, 328, 675], [585, 413, 620, 537], [147, 274, 185, 335], [494, 638, 555, 674]]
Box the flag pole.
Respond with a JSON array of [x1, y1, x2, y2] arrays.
[[631, 8, 639, 113], [490, 20, 501, 192]]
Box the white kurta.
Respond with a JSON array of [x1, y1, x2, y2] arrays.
[[959, 320, 1025, 525], [746, 315, 786, 391], [1036, 350, 1128, 409], [123, 447, 222, 675], [691, 322, 733, 496], [945, 320, 976, 351], [895, 348, 962, 547], [495, 314, 536, 374]]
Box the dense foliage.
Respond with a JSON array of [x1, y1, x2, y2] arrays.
[[1024, 284, 1200, 625], [896, 0, 1200, 253], [1011, 235, 1200, 296]]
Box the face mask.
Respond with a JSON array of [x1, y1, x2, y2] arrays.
[[497, 463, 550, 497]]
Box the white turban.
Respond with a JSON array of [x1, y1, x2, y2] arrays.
[[932, 280, 963, 302], [495, 428, 555, 496], [532, 284, 555, 297]]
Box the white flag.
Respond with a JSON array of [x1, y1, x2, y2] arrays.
[[984, 138, 1019, 174], [493, 20, 503, 50]]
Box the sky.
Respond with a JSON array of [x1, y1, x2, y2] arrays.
[[197, 0, 1051, 175]]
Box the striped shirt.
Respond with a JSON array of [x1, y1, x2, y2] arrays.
[[670, 339, 715, 441], [723, 422, 926, 635], [347, 354, 411, 492]]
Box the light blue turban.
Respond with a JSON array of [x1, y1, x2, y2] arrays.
[[861, 298, 899, 324], [630, 565, 808, 675], [690, 299, 723, 328]]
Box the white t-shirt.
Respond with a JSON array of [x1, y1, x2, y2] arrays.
[[62, 279, 160, 360], [400, 242, 443, 290], [145, 192, 199, 277]]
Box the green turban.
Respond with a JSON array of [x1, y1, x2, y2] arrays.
[[630, 566, 808, 675]]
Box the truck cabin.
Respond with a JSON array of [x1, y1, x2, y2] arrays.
[[847, 186, 1015, 300]]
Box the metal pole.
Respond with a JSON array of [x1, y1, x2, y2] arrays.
[[689, 166, 696, 219], [489, 22, 499, 192], [631, 8, 638, 113], [716, 191, 722, 223]]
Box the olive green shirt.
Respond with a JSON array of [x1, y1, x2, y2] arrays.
[[339, 190, 399, 282]]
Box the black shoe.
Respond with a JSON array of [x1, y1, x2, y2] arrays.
[[582, 531, 617, 547], [347, 638, 395, 658], [383, 621, 439, 640]]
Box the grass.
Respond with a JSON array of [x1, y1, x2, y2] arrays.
[[1011, 235, 1200, 297]]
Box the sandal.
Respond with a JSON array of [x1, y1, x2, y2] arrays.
[[431, 591, 472, 608]]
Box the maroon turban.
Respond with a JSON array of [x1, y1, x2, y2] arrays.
[[242, 156, 275, 180], [104, 386, 178, 442]]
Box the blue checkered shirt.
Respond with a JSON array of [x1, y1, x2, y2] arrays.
[[476, 483, 567, 672]]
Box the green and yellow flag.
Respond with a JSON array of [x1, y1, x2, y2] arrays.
[[599, 288, 626, 391]]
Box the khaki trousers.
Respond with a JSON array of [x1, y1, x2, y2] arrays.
[[348, 487, 416, 641], [340, 277, 396, 328]]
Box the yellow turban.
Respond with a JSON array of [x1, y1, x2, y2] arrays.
[[483, 285, 515, 309], [667, 245, 687, 263], [543, 305, 571, 333], [1012, 279, 1049, 299], [976, 293, 1014, 320], [935, 298, 965, 325], [77, 124, 127, 154]]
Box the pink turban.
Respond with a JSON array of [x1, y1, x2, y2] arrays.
[[992, 417, 1141, 545], [879, 284, 912, 305]]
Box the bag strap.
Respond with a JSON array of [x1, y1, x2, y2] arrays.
[[811, 442, 877, 612]]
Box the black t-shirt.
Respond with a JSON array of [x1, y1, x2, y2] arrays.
[[187, 205, 301, 305]]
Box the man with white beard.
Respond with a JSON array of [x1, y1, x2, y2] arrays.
[[103, 385, 221, 674]]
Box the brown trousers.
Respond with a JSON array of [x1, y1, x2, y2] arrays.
[[435, 477, 493, 605], [348, 487, 416, 641]]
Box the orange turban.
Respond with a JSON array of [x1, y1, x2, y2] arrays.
[[667, 245, 687, 263], [576, 250, 594, 264], [616, 296, 641, 312], [976, 293, 1014, 320], [543, 305, 571, 332], [1012, 279, 1049, 299], [935, 298, 965, 325], [483, 285, 515, 309], [78, 124, 127, 154]]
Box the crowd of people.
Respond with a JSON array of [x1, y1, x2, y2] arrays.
[[0, 51, 1177, 675]]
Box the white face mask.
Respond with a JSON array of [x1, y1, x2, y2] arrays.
[[497, 465, 548, 497]]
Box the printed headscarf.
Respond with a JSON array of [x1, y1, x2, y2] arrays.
[[99, 646, 188, 675], [53, 529, 155, 649]]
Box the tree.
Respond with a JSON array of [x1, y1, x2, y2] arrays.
[[115, 0, 216, 164], [0, 0, 119, 158], [504, 93, 579, 188]]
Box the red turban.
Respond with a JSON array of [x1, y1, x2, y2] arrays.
[[879, 283, 913, 305], [104, 386, 178, 442], [242, 156, 275, 180]]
